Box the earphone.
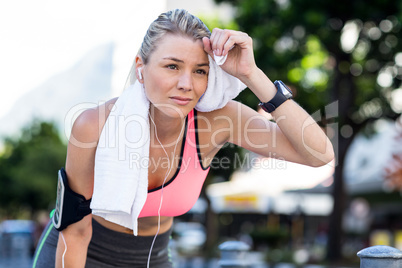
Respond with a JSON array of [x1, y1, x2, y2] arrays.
[[137, 67, 143, 80]]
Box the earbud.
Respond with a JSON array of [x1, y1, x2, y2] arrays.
[[137, 67, 143, 80]]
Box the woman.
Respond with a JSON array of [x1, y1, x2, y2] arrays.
[[33, 9, 334, 268]]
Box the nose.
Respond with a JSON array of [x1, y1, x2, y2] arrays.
[[177, 72, 193, 91]]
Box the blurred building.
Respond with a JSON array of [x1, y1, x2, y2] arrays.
[[343, 118, 402, 249], [206, 158, 334, 216], [205, 118, 402, 255], [206, 154, 335, 251]]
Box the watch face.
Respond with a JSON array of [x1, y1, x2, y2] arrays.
[[275, 81, 293, 99]]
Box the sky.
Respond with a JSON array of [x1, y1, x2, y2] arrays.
[[0, 0, 166, 119]]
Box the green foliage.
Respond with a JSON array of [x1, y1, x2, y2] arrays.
[[198, 14, 239, 32], [0, 120, 66, 216], [215, 0, 402, 121]]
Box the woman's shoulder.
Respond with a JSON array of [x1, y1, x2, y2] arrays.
[[70, 98, 118, 146]]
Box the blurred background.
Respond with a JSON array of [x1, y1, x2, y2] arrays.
[[0, 0, 401, 267]]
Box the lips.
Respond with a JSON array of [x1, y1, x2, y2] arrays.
[[170, 96, 192, 105]]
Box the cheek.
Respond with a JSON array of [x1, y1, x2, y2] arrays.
[[198, 79, 208, 97], [143, 80, 158, 101], [201, 86, 208, 96], [194, 73, 208, 91], [144, 76, 166, 97]]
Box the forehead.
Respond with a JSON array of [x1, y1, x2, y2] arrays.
[[149, 34, 208, 63]]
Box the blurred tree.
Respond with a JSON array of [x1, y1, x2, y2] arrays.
[[0, 121, 66, 217], [214, 0, 402, 262]]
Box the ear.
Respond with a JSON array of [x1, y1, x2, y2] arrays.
[[135, 55, 144, 82]]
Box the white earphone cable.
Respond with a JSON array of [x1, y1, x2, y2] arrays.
[[60, 231, 67, 268], [147, 113, 185, 268]]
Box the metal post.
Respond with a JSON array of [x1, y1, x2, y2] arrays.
[[357, 245, 402, 268], [218, 241, 250, 268]]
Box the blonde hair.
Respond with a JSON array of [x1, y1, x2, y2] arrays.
[[128, 9, 211, 85]]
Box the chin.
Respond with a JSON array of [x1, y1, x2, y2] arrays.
[[150, 103, 193, 119]]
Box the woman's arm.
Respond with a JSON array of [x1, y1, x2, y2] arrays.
[[55, 100, 113, 267], [203, 29, 334, 167], [241, 70, 334, 166]]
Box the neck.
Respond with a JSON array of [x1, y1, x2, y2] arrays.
[[148, 106, 187, 144]]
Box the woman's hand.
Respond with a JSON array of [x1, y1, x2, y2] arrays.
[[202, 28, 257, 80]]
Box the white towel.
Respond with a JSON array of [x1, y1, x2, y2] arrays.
[[90, 55, 246, 235], [213, 53, 228, 66], [213, 47, 233, 66], [91, 82, 150, 235], [195, 55, 246, 112]]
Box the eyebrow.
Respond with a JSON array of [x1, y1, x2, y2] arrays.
[[163, 57, 209, 67]]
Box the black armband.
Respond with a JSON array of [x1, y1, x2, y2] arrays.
[[52, 168, 92, 231]]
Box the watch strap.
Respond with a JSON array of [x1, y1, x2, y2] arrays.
[[259, 82, 290, 113]]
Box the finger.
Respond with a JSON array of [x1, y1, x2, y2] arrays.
[[209, 27, 221, 49], [210, 28, 229, 55], [211, 29, 249, 56], [222, 37, 236, 56], [202, 37, 213, 57], [211, 29, 230, 56], [223, 33, 252, 55]]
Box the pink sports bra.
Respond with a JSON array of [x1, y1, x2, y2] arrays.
[[138, 109, 210, 218]]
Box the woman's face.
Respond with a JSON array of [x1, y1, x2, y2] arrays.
[[141, 33, 209, 119]]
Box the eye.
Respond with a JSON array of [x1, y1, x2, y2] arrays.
[[167, 64, 178, 70], [196, 69, 207, 75]]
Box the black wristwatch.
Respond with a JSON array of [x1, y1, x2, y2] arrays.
[[258, 80, 293, 113]]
